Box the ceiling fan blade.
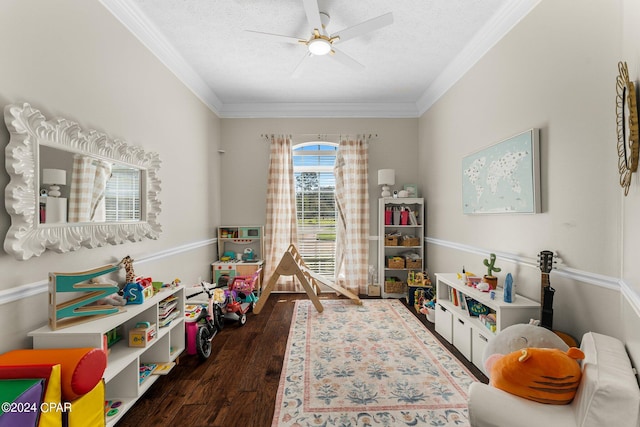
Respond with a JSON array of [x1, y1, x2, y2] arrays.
[[245, 30, 303, 45], [292, 52, 313, 78], [329, 47, 365, 71], [331, 12, 393, 44], [302, 0, 323, 32]]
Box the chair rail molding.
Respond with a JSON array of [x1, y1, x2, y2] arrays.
[[425, 236, 620, 291], [0, 238, 216, 306]]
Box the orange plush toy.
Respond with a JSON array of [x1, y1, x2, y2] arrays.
[[485, 347, 585, 405]]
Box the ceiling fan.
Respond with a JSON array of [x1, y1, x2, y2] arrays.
[[246, 0, 393, 77]]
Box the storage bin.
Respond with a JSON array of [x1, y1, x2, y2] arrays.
[[401, 236, 420, 247], [405, 258, 422, 269], [367, 284, 381, 297], [385, 280, 405, 294], [384, 235, 399, 246], [387, 257, 405, 269]]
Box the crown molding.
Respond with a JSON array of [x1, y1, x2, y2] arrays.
[[219, 102, 419, 118], [99, 0, 223, 114], [416, 0, 542, 115], [101, 0, 539, 119]]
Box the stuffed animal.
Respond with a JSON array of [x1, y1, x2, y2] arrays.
[[95, 294, 127, 306], [486, 346, 585, 404], [482, 322, 569, 371]]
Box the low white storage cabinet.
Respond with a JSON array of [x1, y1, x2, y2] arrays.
[[28, 285, 185, 426], [434, 273, 540, 374]]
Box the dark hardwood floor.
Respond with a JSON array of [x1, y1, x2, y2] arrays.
[[115, 294, 488, 427]]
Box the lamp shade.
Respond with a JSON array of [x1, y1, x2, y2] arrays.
[[377, 169, 395, 186], [42, 169, 66, 185]]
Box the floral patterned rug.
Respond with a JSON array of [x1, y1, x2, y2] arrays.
[[272, 299, 478, 427]]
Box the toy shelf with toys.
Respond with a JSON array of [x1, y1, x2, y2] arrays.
[[28, 283, 185, 426], [378, 198, 425, 298], [434, 273, 540, 374]]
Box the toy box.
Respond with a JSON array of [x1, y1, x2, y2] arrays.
[[128, 322, 156, 348], [367, 284, 381, 297]]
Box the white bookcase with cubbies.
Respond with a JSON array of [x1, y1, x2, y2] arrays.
[[28, 285, 185, 426], [378, 198, 425, 298], [434, 273, 540, 374]]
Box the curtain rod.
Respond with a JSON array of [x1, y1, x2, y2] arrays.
[[260, 133, 378, 141]]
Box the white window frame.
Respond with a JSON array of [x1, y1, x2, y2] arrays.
[[293, 142, 338, 277]]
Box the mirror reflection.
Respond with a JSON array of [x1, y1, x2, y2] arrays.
[[3, 102, 161, 260], [39, 146, 142, 224]]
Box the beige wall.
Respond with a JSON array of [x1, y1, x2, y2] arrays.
[[419, 0, 627, 341], [219, 118, 419, 268], [3, 0, 640, 361], [0, 0, 220, 352]]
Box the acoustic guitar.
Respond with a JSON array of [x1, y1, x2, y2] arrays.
[[538, 250, 578, 347]]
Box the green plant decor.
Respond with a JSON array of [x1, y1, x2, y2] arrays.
[[483, 253, 501, 277]]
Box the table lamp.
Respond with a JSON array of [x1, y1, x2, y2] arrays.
[[378, 169, 395, 197], [42, 168, 67, 223], [42, 168, 66, 197]]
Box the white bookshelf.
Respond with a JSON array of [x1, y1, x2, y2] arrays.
[[28, 285, 185, 426], [434, 273, 540, 374], [378, 198, 425, 298]]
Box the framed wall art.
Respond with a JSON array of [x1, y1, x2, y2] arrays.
[[403, 184, 417, 197], [462, 128, 540, 214]]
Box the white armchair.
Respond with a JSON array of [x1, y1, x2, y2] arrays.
[[468, 332, 640, 427]]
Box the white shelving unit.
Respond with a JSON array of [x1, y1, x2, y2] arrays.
[[434, 273, 540, 374], [378, 198, 425, 298], [28, 285, 185, 426]]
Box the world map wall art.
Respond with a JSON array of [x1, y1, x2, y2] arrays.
[[462, 129, 540, 214]]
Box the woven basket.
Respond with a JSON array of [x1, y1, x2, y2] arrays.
[[387, 257, 405, 269], [406, 259, 422, 269], [385, 280, 405, 293]]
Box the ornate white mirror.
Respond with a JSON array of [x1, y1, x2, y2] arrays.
[[4, 103, 162, 260]]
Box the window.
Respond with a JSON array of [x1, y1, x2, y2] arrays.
[[293, 142, 337, 277], [104, 165, 141, 222]]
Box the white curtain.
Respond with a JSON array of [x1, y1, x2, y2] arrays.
[[68, 155, 112, 222], [334, 135, 370, 294], [264, 135, 300, 291]]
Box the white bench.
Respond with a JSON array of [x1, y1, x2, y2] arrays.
[[468, 332, 640, 427]]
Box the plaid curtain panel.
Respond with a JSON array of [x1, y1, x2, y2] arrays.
[[334, 136, 369, 294], [68, 155, 112, 222], [264, 135, 300, 291]]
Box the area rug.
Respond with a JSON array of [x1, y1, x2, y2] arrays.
[[272, 299, 479, 427]]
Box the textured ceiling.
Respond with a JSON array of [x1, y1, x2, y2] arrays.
[[101, 0, 539, 117]]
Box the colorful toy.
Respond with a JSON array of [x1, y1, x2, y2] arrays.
[[483, 253, 502, 276], [485, 346, 584, 404], [185, 282, 225, 360], [48, 261, 125, 330], [128, 322, 157, 348], [121, 255, 136, 284], [223, 268, 262, 324]]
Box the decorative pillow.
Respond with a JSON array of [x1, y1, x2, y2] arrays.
[[482, 323, 569, 371], [488, 347, 585, 405]]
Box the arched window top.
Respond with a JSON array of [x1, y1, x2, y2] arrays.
[[293, 142, 337, 171]]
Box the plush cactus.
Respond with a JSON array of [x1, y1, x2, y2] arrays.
[[483, 253, 501, 277]]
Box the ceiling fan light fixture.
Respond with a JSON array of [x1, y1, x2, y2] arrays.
[[308, 38, 331, 56]]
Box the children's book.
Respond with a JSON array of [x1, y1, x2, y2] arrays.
[[458, 291, 469, 314], [153, 362, 176, 375]]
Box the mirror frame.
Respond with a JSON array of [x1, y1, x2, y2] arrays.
[[4, 103, 162, 260]]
